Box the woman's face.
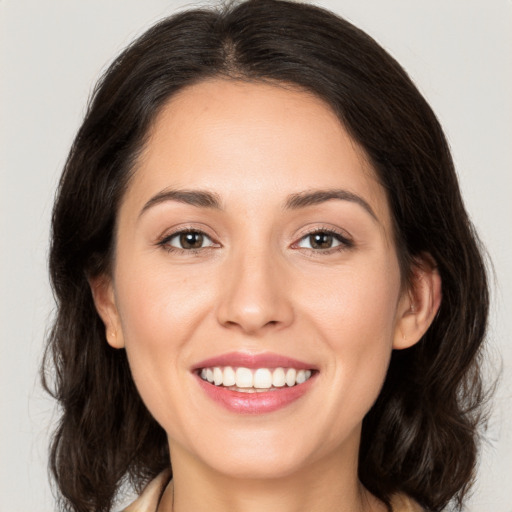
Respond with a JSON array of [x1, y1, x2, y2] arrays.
[[100, 79, 413, 479]]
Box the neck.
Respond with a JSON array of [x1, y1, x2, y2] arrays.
[[160, 439, 385, 512]]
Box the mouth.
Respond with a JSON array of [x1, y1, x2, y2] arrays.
[[192, 352, 318, 414], [197, 366, 315, 393]]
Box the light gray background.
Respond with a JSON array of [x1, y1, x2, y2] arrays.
[[1, 1, 511, 511]]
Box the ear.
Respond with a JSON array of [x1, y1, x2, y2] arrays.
[[393, 254, 442, 350], [88, 274, 125, 349]]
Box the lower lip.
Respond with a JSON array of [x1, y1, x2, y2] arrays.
[[195, 374, 316, 414]]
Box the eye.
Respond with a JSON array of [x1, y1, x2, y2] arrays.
[[160, 230, 217, 251], [296, 230, 352, 251]]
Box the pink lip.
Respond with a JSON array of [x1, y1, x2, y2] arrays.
[[195, 374, 316, 414], [192, 351, 315, 371], [192, 352, 318, 414]]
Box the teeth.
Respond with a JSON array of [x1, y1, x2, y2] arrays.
[[223, 366, 236, 386], [235, 367, 253, 388], [199, 366, 314, 389], [272, 367, 286, 387], [285, 368, 296, 387], [213, 367, 223, 386], [254, 368, 272, 388]]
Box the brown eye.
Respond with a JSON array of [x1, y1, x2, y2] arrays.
[[163, 230, 216, 250], [296, 230, 351, 251], [309, 232, 334, 249], [179, 232, 204, 249]]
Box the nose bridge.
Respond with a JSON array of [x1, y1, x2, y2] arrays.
[[216, 242, 293, 334]]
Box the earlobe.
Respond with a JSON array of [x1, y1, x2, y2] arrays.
[[393, 255, 442, 350], [88, 274, 125, 349]]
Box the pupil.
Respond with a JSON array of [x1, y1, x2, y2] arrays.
[[311, 233, 332, 249], [180, 232, 203, 249]]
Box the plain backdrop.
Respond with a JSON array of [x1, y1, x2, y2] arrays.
[[1, 1, 511, 511]]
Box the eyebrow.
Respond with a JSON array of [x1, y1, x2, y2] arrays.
[[139, 187, 378, 222], [284, 189, 378, 221], [139, 188, 223, 218]]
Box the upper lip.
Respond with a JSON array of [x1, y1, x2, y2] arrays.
[[192, 352, 316, 371]]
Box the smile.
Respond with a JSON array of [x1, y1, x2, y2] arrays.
[[199, 366, 314, 392], [193, 353, 318, 414]]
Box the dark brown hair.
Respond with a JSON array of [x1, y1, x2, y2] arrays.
[[43, 1, 489, 511]]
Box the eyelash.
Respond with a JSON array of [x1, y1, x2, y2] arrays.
[[156, 227, 354, 255], [157, 228, 218, 254], [292, 227, 354, 255]]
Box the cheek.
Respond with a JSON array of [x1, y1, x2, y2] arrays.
[[112, 259, 215, 422], [302, 257, 401, 413], [115, 257, 213, 344], [303, 254, 401, 343]]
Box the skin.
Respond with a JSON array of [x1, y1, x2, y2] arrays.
[[91, 79, 441, 512]]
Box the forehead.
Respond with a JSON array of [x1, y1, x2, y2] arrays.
[[123, 78, 392, 229]]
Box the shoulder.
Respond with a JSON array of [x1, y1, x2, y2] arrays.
[[390, 493, 425, 512], [121, 471, 171, 512]]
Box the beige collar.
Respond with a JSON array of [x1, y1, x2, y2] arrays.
[[122, 472, 423, 512], [121, 471, 171, 512]]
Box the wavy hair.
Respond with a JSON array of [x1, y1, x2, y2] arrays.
[[43, 1, 489, 510]]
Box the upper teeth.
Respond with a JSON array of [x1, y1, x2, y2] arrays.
[[200, 366, 313, 389]]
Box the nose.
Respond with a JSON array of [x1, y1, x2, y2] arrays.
[[216, 248, 294, 335]]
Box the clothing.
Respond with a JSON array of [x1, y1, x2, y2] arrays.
[[122, 472, 424, 512], [122, 471, 170, 512]]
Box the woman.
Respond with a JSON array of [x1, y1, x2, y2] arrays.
[[43, 0, 489, 511]]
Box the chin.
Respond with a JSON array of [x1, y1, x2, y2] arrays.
[[207, 452, 309, 481], [183, 426, 323, 481]]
